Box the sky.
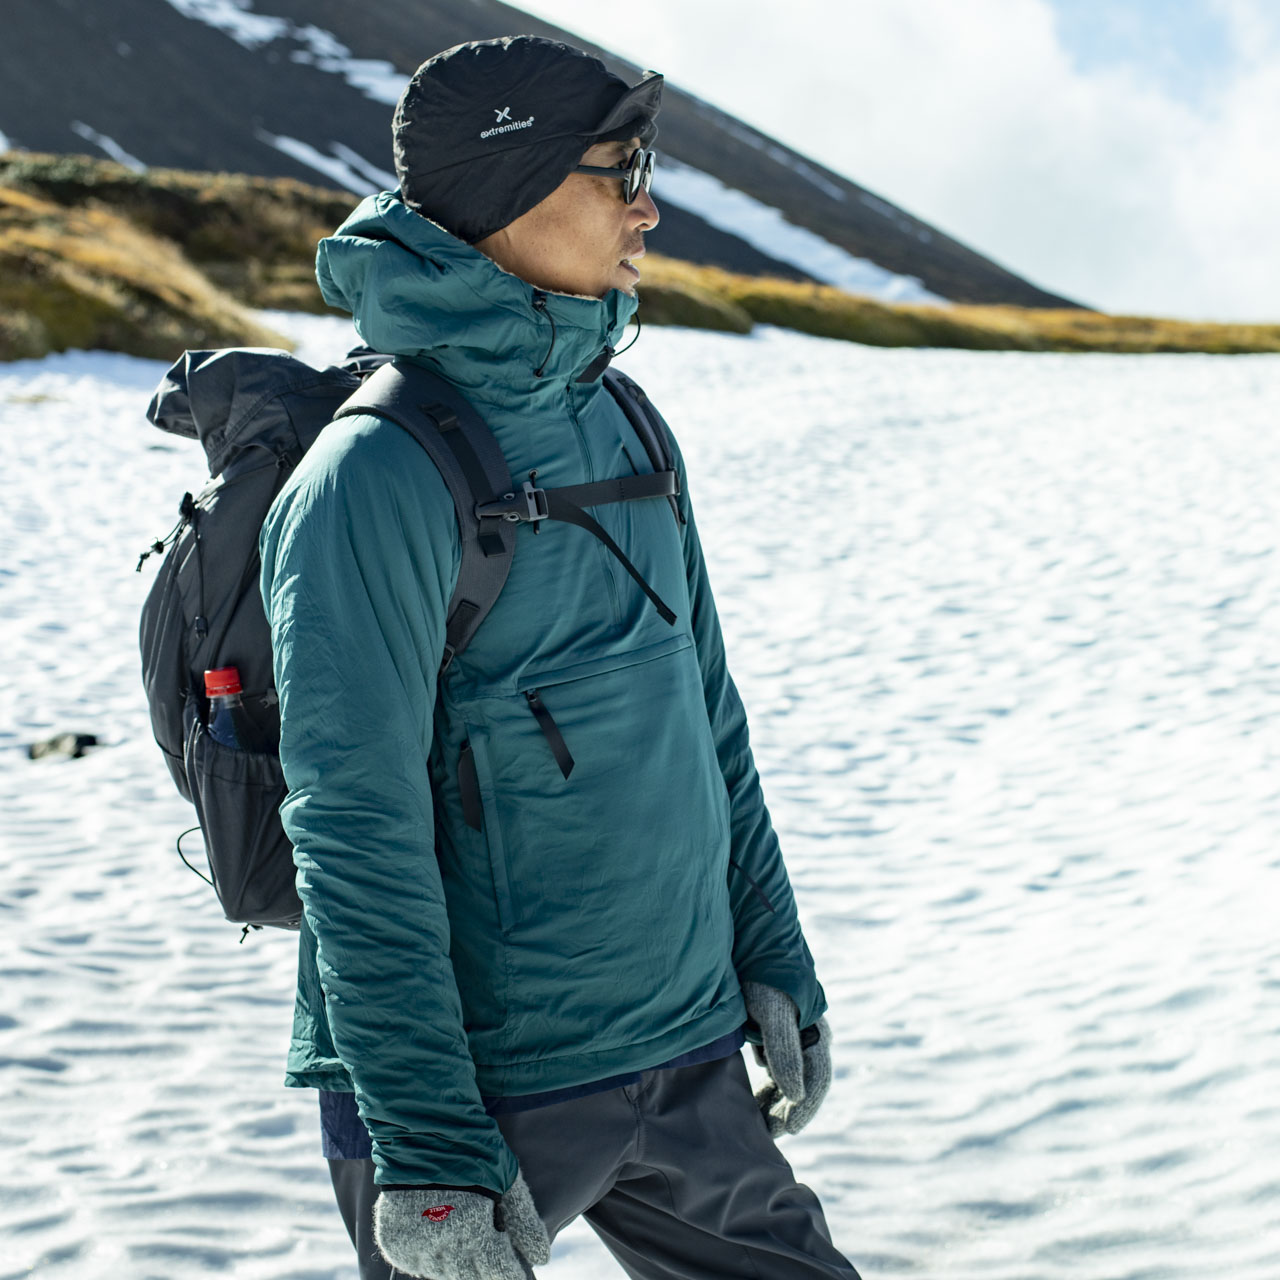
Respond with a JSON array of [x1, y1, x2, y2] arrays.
[[517, 0, 1280, 323]]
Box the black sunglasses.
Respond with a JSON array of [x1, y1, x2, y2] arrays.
[[573, 147, 656, 204]]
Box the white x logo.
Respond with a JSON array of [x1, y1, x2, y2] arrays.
[[494, 106, 512, 123]]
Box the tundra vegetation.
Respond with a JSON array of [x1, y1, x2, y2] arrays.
[[2, 151, 1276, 362]]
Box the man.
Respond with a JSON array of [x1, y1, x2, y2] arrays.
[[259, 34, 859, 1280]]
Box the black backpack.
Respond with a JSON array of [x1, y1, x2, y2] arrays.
[[138, 346, 681, 938]]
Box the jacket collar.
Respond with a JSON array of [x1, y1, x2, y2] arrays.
[[316, 192, 638, 401]]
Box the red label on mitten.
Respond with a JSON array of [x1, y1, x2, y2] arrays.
[[422, 1205, 454, 1222]]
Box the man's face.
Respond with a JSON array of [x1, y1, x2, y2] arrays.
[[473, 135, 660, 300]]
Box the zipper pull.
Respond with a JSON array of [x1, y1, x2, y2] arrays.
[[525, 690, 575, 779], [457, 740, 483, 832], [575, 344, 614, 383]]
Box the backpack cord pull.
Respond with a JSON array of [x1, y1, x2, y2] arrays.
[[136, 540, 168, 572], [135, 492, 196, 572]]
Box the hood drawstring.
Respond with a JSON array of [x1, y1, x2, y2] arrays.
[[532, 288, 640, 381], [613, 311, 642, 358], [532, 291, 557, 378]]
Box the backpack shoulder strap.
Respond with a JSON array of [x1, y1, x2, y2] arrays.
[[333, 360, 688, 656], [333, 359, 516, 672], [463, 368, 685, 626], [602, 368, 685, 526]]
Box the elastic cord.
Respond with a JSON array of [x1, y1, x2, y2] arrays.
[[612, 311, 642, 358], [532, 292, 557, 377]]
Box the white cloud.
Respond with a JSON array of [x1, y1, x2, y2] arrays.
[[518, 0, 1280, 321]]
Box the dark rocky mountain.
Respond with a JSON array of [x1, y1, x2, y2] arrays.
[[0, 0, 1081, 308]]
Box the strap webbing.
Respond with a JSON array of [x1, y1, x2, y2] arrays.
[[543, 490, 677, 625], [525, 691, 575, 779], [547, 470, 677, 510], [429, 407, 507, 558]]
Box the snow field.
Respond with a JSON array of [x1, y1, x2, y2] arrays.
[[2, 316, 1278, 1277]]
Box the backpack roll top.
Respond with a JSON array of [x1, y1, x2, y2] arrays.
[[147, 347, 358, 475]]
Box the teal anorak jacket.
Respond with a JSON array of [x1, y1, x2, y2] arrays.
[[258, 192, 826, 1195]]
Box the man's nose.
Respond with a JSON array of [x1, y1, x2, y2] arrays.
[[631, 185, 660, 231]]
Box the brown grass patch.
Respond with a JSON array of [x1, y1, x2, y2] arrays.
[[4, 151, 1276, 356], [0, 186, 289, 362], [0, 151, 350, 313], [637, 256, 1280, 354]]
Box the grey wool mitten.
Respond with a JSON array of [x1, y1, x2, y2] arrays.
[[742, 981, 833, 1137], [373, 1170, 551, 1280]]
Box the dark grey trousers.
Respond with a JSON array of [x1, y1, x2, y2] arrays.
[[327, 1051, 859, 1279]]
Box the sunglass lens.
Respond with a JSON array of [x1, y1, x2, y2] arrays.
[[624, 151, 656, 203]]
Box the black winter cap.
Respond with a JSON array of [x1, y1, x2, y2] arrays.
[[393, 35, 663, 243]]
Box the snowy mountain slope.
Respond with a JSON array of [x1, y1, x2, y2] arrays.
[[0, 0, 1081, 309]]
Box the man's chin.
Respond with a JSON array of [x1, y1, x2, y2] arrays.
[[614, 264, 641, 297]]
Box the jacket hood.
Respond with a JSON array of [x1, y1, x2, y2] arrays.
[[315, 192, 639, 401]]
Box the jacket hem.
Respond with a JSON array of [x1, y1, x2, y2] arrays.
[[470, 995, 747, 1097]]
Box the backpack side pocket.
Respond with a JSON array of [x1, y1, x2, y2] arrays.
[[181, 694, 301, 929]]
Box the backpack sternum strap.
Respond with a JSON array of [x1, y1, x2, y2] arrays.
[[474, 470, 677, 522], [475, 471, 680, 626], [334, 359, 681, 660], [532, 470, 679, 511]]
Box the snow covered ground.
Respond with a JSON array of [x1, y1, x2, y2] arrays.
[[2, 314, 1278, 1278]]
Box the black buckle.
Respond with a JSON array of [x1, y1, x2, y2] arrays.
[[521, 480, 548, 522], [476, 480, 548, 524]]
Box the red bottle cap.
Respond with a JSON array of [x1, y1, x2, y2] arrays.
[[204, 666, 243, 697]]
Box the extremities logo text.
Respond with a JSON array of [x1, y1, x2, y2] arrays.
[[481, 106, 535, 139]]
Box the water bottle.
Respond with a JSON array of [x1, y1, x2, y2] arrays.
[[204, 666, 267, 752]]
